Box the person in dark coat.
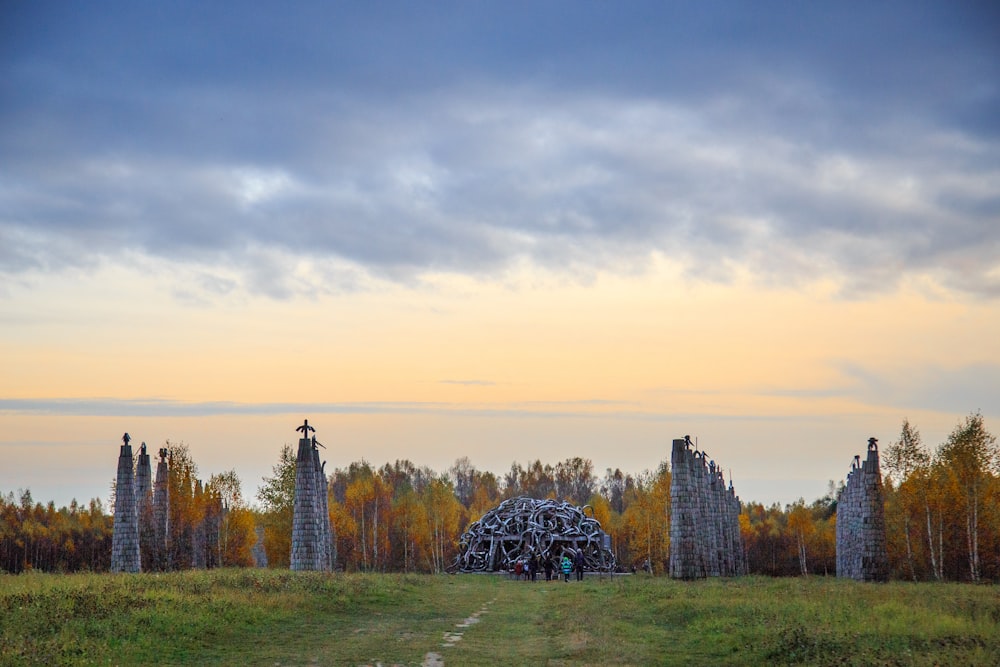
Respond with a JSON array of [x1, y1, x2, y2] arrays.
[[543, 555, 554, 581], [574, 548, 585, 581]]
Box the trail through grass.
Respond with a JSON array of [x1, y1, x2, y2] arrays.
[[2, 570, 999, 665]]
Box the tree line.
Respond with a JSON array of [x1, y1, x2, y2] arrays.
[[255, 452, 674, 574], [0, 442, 257, 573], [739, 412, 1000, 581], [2, 413, 997, 580]]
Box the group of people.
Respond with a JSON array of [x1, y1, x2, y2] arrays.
[[511, 548, 587, 582]]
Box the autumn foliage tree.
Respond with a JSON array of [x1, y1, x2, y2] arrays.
[[0, 491, 112, 573], [256, 444, 296, 568], [883, 419, 930, 580], [343, 463, 393, 572], [883, 414, 1000, 582], [7, 414, 999, 581], [1, 440, 255, 573], [619, 465, 671, 573], [206, 470, 256, 567], [935, 412, 999, 582], [739, 487, 837, 577], [165, 442, 198, 569]]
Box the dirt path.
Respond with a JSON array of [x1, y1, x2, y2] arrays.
[[421, 596, 496, 666]]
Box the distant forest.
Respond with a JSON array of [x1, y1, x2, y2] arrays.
[[2, 413, 998, 581]]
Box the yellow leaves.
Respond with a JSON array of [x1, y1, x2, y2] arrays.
[[616, 468, 671, 571], [222, 506, 257, 567], [343, 472, 393, 571], [787, 502, 815, 538], [467, 485, 499, 525], [422, 478, 463, 572], [262, 511, 292, 569], [329, 500, 357, 541], [587, 493, 612, 530], [207, 470, 246, 509], [738, 512, 753, 541]]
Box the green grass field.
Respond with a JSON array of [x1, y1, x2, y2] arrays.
[[2, 570, 998, 666]]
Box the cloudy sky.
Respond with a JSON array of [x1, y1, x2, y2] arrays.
[[2, 1, 998, 508]]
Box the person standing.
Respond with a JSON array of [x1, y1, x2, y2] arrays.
[[561, 552, 572, 582], [543, 555, 554, 581], [574, 548, 585, 581]]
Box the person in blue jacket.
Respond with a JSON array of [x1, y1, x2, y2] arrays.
[[560, 552, 572, 582]]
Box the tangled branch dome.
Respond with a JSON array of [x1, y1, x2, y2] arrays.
[[453, 496, 616, 573]]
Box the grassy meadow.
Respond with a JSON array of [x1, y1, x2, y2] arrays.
[[1, 570, 999, 666]]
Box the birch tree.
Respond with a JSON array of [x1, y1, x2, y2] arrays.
[[883, 419, 930, 580], [936, 412, 997, 582]]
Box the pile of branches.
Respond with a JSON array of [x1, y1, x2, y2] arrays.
[[452, 496, 616, 573]]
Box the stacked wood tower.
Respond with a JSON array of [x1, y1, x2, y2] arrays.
[[151, 447, 170, 570], [669, 437, 746, 579], [135, 442, 152, 515], [193, 480, 207, 569], [111, 434, 141, 573], [836, 437, 889, 581], [135, 443, 155, 568], [313, 448, 335, 570], [252, 526, 269, 568], [111, 437, 230, 571], [291, 420, 334, 571]]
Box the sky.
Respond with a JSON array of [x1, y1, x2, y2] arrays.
[[2, 1, 999, 510]]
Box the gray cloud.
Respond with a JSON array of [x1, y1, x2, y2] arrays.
[[1, 2, 997, 299], [0, 396, 827, 423], [0, 397, 629, 422], [838, 362, 1000, 416]]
